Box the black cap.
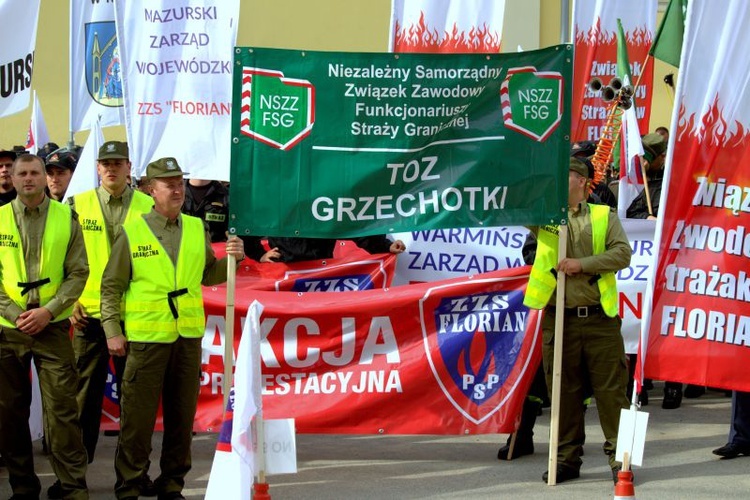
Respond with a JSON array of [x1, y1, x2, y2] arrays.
[[45, 149, 78, 171], [37, 142, 60, 159], [0, 150, 17, 162], [571, 141, 597, 158]]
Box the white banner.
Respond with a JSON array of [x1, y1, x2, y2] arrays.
[[114, 1, 240, 180], [393, 221, 656, 354], [389, 0, 505, 53], [0, 0, 40, 118], [69, 0, 124, 132]]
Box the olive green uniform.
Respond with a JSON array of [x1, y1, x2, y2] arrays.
[[101, 209, 230, 499], [0, 197, 89, 499], [537, 201, 631, 473], [68, 186, 149, 462]]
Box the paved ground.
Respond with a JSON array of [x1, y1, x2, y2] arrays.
[[2, 385, 749, 499]]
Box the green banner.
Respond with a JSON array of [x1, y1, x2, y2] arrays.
[[229, 46, 572, 238]]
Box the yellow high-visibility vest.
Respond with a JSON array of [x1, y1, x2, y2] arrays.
[[523, 204, 619, 317], [0, 200, 73, 326], [75, 189, 153, 319], [122, 214, 206, 343]]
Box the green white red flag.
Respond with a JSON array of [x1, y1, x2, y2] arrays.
[[641, 0, 750, 392], [615, 19, 645, 219]]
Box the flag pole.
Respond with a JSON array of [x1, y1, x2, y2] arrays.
[[547, 224, 568, 485], [223, 253, 237, 410], [252, 302, 270, 500]]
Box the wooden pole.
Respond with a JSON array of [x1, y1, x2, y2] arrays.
[[547, 224, 568, 485], [223, 253, 237, 410]]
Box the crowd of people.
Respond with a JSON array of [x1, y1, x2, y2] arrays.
[[0, 140, 406, 499], [0, 130, 747, 498]]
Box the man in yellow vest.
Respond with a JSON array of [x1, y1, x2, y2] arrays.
[[0, 154, 90, 499], [100, 157, 245, 500], [524, 157, 631, 484], [46, 141, 157, 499]]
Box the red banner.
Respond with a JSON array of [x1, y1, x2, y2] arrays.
[[199, 266, 541, 434], [572, 0, 656, 142], [100, 263, 541, 434], [643, 1, 750, 392]]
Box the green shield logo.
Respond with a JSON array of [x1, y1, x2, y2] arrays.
[[500, 67, 562, 142], [240, 68, 315, 150]]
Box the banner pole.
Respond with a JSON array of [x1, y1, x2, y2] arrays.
[[547, 224, 568, 486], [223, 253, 237, 410]]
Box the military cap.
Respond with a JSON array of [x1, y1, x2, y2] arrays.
[[97, 141, 129, 160], [569, 157, 593, 179], [146, 157, 188, 179], [641, 133, 667, 162]]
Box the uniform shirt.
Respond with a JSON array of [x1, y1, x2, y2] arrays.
[[68, 185, 138, 244], [0, 196, 89, 324], [535, 201, 631, 308], [101, 208, 230, 339]]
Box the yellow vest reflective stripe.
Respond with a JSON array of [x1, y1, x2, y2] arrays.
[[0, 201, 73, 327], [523, 204, 619, 317], [523, 225, 560, 310], [122, 214, 206, 343], [590, 204, 619, 316], [75, 189, 154, 319]]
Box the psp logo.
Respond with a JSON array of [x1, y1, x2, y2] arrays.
[[420, 281, 541, 424]]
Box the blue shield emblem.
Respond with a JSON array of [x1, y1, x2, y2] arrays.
[[419, 278, 541, 424], [84, 21, 123, 107]]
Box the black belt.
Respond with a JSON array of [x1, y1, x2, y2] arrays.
[[18, 278, 50, 296], [547, 304, 604, 318], [26, 303, 40, 311], [167, 288, 189, 319]]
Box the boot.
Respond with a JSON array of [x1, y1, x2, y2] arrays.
[[498, 399, 540, 460]]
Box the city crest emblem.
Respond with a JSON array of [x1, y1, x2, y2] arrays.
[[84, 21, 123, 107], [240, 67, 315, 150], [419, 279, 542, 424]]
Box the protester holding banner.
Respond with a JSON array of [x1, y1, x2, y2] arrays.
[[0, 154, 90, 498], [524, 157, 631, 484], [100, 157, 244, 500], [0, 150, 17, 206], [48, 141, 156, 499]]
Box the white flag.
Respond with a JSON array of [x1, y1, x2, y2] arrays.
[[0, 0, 40, 118], [63, 118, 104, 202], [617, 98, 646, 218], [232, 300, 264, 471], [205, 300, 263, 499], [25, 91, 49, 155], [389, 0, 505, 53], [69, 0, 124, 132], [114, 1, 240, 180]]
